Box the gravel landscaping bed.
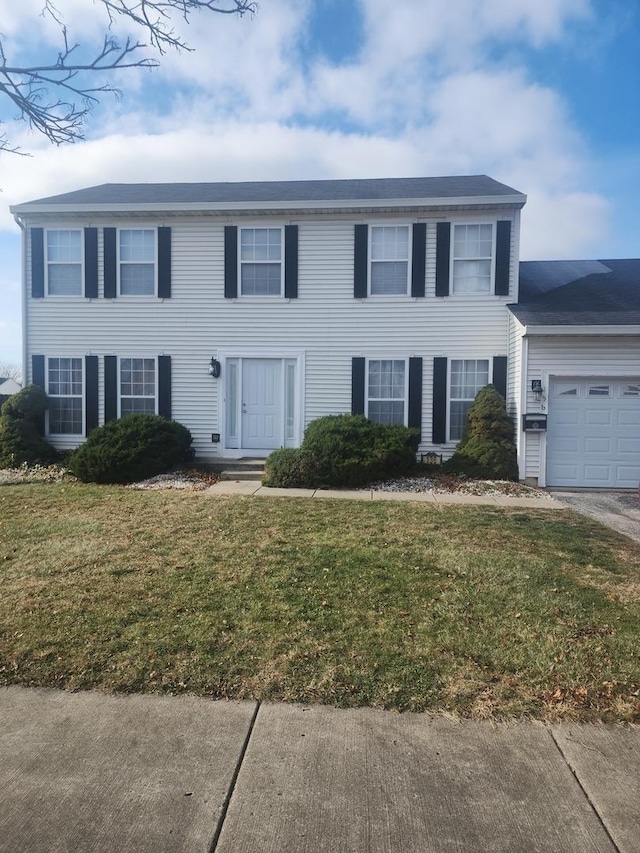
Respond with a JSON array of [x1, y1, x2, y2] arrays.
[[0, 465, 550, 497]]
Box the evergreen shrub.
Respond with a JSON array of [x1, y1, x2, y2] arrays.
[[263, 414, 418, 488], [0, 385, 58, 468], [443, 385, 518, 480], [68, 414, 194, 484]]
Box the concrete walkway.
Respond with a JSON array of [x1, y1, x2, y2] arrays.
[[1, 688, 638, 853], [206, 480, 563, 509]]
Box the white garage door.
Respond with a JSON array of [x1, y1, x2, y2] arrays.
[[547, 378, 640, 488]]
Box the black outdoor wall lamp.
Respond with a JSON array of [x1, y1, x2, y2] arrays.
[[209, 358, 221, 378], [531, 379, 544, 401]]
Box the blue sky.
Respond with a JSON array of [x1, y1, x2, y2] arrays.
[[1, 0, 638, 368]]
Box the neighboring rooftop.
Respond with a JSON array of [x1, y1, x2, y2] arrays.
[[11, 175, 525, 211], [511, 259, 640, 326]]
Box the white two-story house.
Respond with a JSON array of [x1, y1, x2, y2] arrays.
[[10, 176, 640, 488]]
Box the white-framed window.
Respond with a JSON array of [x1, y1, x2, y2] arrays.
[[46, 230, 82, 295], [119, 229, 156, 295], [239, 227, 283, 296], [120, 358, 156, 415], [449, 359, 489, 440], [367, 359, 407, 425], [370, 225, 410, 295], [47, 357, 83, 434], [452, 224, 494, 294]]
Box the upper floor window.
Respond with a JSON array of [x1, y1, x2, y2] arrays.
[[370, 226, 409, 295], [120, 358, 156, 415], [240, 228, 283, 296], [452, 224, 493, 294], [120, 229, 156, 295], [48, 357, 83, 434], [450, 359, 489, 440], [367, 359, 407, 425], [47, 230, 82, 295]]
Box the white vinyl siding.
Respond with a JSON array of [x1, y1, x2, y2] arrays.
[[452, 224, 493, 294], [369, 226, 410, 295], [47, 357, 83, 434], [240, 228, 283, 296], [120, 230, 156, 295], [25, 211, 520, 461], [47, 230, 82, 295]]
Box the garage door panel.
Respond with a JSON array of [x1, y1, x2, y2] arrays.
[[547, 377, 640, 488], [584, 437, 611, 453]]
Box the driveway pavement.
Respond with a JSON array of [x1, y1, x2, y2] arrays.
[[1, 687, 639, 853], [551, 490, 640, 544]]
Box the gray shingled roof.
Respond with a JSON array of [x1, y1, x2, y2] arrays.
[[510, 259, 640, 326], [15, 175, 524, 207]]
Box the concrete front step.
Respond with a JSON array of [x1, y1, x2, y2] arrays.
[[212, 458, 265, 482], [219, 469, 264, 482]]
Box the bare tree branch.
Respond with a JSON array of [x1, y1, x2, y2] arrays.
[[0, 0, 257, 154]]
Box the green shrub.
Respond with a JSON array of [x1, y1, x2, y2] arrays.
[[262, 448, 317, 488], [264, 414, 418, 489], [0, 385, 58, 468], [68, 414, 194, 484], [443, 385, 518, 481]]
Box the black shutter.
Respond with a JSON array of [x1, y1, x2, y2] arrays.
[[284, 225, 298, 299], [31, 228, 45, 298], [435, 222, 450, 297], [158, 355, 172, 419], [351, 357, 365, 415], [32, 354, 46, 435], [224, 226, 238, 298], [104, 355, 118, 422], [84, 228, 98, 299], [157, 227, 172, 298], [411, 224, 426, 298], [494, 220, 511, 296], [85, 355, 99, 434], [408, 357, 423, 438], [493, 356, 507, 400], [104, 228, 117, 298], [353, 225, 368, 298], [432, 357, 448, 443]]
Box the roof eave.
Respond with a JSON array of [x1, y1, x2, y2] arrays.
[[520, 323, 640, 336], [10, 193, 527, 216]]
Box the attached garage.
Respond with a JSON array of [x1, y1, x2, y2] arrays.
[[546, 378, 640, 488]]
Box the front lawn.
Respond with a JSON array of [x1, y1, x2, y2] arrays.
[[0, 483, 638, 721]]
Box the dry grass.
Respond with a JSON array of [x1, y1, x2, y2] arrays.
[[1, 482, 638, 721]]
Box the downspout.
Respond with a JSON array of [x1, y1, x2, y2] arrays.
[[14, 214, 28, 384], [518, 333, 528, 482]]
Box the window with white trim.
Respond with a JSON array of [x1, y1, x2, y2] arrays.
[[449, 359, 489, 440], [370, 226, 409, 295], [120, 230, 156, 295], [120, 358, 156, 415], [47, 230, 82, 295], [452, 224, 493, 294], [48, 357, 83, 434], [240, 228, 283, 295], [367, 359, 407, 425]]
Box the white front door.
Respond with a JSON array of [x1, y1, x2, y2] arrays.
[[241, 359, 283, 450]]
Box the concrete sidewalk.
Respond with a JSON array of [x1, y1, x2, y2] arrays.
[[1, 688, 638, 853], [205, 480, 563, 509]]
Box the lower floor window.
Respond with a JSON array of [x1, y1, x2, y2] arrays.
[[367, 359, 406, 425], [450, 359, 489, 440], [120, 358, 156, 415], [48, 357, 83, 434]]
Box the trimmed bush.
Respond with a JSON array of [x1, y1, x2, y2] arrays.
[[262, 447, 317, 488], [0, 385, 58, 468], [443, 385, 518, 481], [68, 414, 194, 484], [264, 414, 418, 488]]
